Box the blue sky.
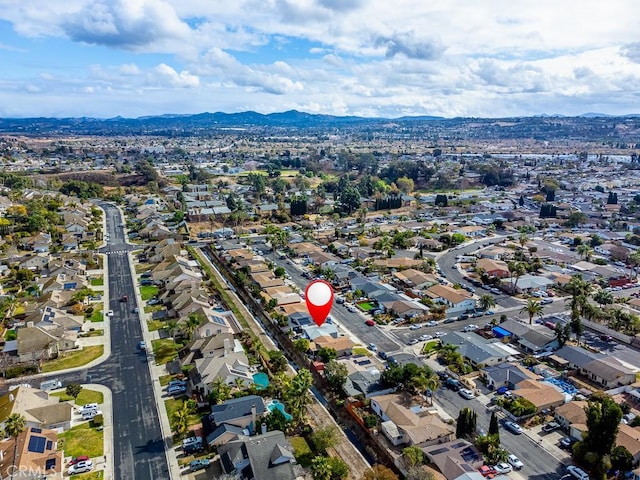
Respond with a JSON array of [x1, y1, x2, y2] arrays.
[[0, 0, 640, 118]]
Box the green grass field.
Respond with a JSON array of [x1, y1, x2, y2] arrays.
[[52, 388, 104, 405], [152, 339, 178, 365], [87, 305, 104, 322], [140, 285, 159, 300], [357, 301, 375, 311], [90, 277, 104, 287], [59, 422, 104, 458], [42, 346, 104, 372]]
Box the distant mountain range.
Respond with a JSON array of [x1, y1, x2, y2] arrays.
[[1, 109, 640, 138]]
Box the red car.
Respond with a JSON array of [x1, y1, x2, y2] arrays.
[[365, 319, 375, 326], [479, 465, 497, 478], [69, 455, 90, 466]]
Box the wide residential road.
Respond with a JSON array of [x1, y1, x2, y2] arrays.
[[434, 387, 567, 480], [54, 204, 170, 480]]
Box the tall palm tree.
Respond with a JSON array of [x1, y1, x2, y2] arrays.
[[628, 251, 640, 280], [518, 233, 529, 250], [6, 413, 25, 480], [184, 313, 204, 340], [576, 244, 593, 261], [172, 401, 190, 437], [285, 369, 313, 427], [479, 294, 496, 311], [565, 274, 593, 317], [520, 299, 544, 325]]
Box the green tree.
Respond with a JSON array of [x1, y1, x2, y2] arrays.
[[402, 446, 425, 468], [263, 407, 291, 433], [311, 456, 332, 480], [488, 412, 500, 438], [479, 294, 496, 311], [396, 177, 414, 194], [554, 322, 571, 348], [172, 400, 190, 437], [311, 425, 341, 453], [6, 413, 25, 478], [293, 338, 310, 353], [65, 383, 82, 399], [610, 445, 633, 473], [209, 377, 232, 404], [520, 299, 544, 325], [184, 313, 204, 340], [361, 464, 399, 480], [456, 407, 477, 439], [318, 347, 337, 363], [268, 350, 288, 374], [285, 369, 313, 427], [593, 289, 614, 306], [573, 395, 623, 480], [324, 359, 348, 393]]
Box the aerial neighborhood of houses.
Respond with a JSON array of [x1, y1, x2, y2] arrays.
[[0, 123, 639, 480]]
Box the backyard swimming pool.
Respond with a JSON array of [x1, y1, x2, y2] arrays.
[[267, 399, 292, 420], [253, 372, 269, 390]]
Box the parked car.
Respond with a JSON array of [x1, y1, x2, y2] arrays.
[[559, 437, 574, 450], [347, 306, 357, 313], [168, 379, 187, 388], [368, 343, 377, 352], [462, 324, 478, 332], [434, 331, 445, 337], [419, 334, 433, 341], [445, 378, 462, 391], [69, 455, 89, 466], [133, 307, 139, 313], [426, 320, 438, 327], [494, 462, 512, 474], [444, 318, 456, 324], [189, 459, 210, 472], [183, 436, 204, 454], [82, 409, 102, 421], [541, 421, 561, 433], [365, 319, 375, 326], [408, 339, 418, 345], [478, 465, 497, 477], [541, 298, 553, 305], [458, 388, 475, 400], [138, 341, 146, 351], [504, 421, 523, 434], [409, 324, 422, 330], [378, 351, 388, 360], [69, 460, 93, 475], [507, 454, 523, 470], [81, 403, 99, 412], [566, 465, 590, 480], [168, 385, 187, 396], [106, 310, 114, 317], [457, 314, 469, 321]]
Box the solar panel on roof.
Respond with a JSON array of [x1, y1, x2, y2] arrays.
[[27, 436, 46, 453], [31, 428, 42, 433]]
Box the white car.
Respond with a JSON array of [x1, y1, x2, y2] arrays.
[[494, 462, 513, 474], [508, 454, 523, 470], [69, 460, 93, 475], [409, 324, 422, 330], [426, 320, 438, 327], [419, 334, 433, 341], [462, 324, 478, 332], [567, 465, 590, 480], [458, 388, 475, 400], [434, 331, 445, 338], [107, 310, 114, 317]]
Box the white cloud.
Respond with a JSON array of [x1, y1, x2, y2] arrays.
[[150, 63, 199, 87]]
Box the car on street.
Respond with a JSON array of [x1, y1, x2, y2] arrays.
[[347, 305, 357, 313], [600, 334, 613, 342], [434, 331, 445, 337], [367, 343, 377, 351], [457, 314, 469, 321], [408, 339, 418, 345], [419, 334, 433, 341], [504, 421, 523, 434], [541, 298, 553, 304], [542, 421, 561, 433], [365, 319, 375, 326], [426, 320, 438, 327], [189, 459, 210, 472], [69, 460, 93, 475], [458, 388, 475, 400], [107, 310, 114, 317], [559, 437, 574, 450], [507, 454, 523, 470], [462, 324, 478, 332], [494, 463, 512, 474], [445, 378, 462, 391], [566, 465, 590, 480], [138, 341, 146, 351], [443, 318, 456, 324], [133, 307, 139, 313], [410, 324, 422, 330]]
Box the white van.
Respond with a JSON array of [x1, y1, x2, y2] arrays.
[[82, 409, 102, 421], [39, 379, 62, 391]]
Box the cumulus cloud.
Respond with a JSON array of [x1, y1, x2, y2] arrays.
[[62, 0, 191, 49], [621, 42, 640, 63], [373, 32, 444, 60], [150, 63, 199, 87], [315, 0, 364, 12]]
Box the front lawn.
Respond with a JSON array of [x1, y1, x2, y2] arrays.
[[422, 340, 441, 354], [52, 388, 104, 406], [140, 285, 159, 300], [87, 305, 104, 322], [152, 339, 177, 365], [290, 436, 313, 467], [147, 319, 165, 332], [90, 277, 104, 287], [144, 305, 163, 314], [135, 264, 150, 274], [352, 346, 371, 356], [79, 329, 104, 338], [165, 398, 203, 431], [71, 472, 103, 480], [58, 422, 104, 458], [357, 301, 375, 311], [42, 346, 104, 373]]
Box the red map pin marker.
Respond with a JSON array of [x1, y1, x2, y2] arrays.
[[305, 280, 334, 327]]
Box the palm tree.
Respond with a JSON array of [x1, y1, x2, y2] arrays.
[[172, 401, 190, 437], [628, 251, 640, 280], [6, 413, 25, 480], [518, 233, 529, 250], [184, 313, 204, 340], [507, 261, 527, 292], [576, 244, 593, 261], [520, 299, 544, 325], [285, 369, 313, 427], [565, 274, 593, 317], [479, 294, 496, 311]]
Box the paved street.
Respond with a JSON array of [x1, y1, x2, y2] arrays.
[[434, 387, 568, 480]]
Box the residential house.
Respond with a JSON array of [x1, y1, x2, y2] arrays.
[[498, 320, 558, 354], [476, 258, 510, 278], [617, 424, 640, 466], [440, 332, 512, 367], [423, 439, 484, 480], [510, 379, 565, 413], [501, 274, 553, 294], [16, 326, 77, 363], [383, 299, 429, 318], [311, 335, 353, 357], [193, 308, 239, 337], [481, 362, 539, 390], [0, 386, 73, 431], [425, 285, 476, 314], [370, 392, 455, 447], [392, 269, 438, 289], [554, 401, 588, 438], [218, 431, 297, 480], [0, 426, 64, 479], [579, 357, 637, 388], [18, 254, 50, 272], [203, 396, 267, 446]]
